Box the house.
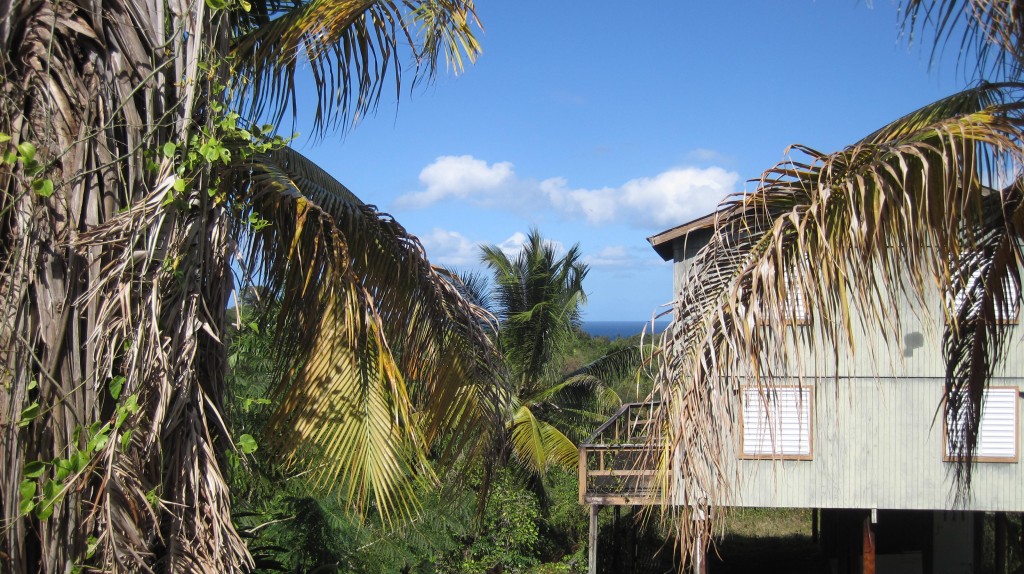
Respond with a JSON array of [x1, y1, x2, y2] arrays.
[[580, 212, 1024, 574]]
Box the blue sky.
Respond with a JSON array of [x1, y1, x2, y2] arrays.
[[294, 1, 969, 320]]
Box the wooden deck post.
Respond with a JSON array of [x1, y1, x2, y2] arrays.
[[862, 513, 876, 574], [691, 534, 706, 574], [588, 504, 599, 574], [690, 508, 707, 574], [578, 448, 587, 505]]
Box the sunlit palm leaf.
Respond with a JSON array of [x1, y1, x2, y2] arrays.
[[228, 146, 502, 521], [231, 0, 480, 135], [509, 405, 578, 473]]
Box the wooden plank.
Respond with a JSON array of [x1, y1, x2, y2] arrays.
[[588, 505, 599, 574], [582, 495, 659, 506], [586, 469, 657, 477]]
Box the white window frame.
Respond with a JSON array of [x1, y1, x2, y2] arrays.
[[740, 385, 813, 460], [944, 386, 1019, 463]]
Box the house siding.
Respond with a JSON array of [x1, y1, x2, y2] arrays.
[[668, 233, 1024, 512], [722, 376, 1024, 511]]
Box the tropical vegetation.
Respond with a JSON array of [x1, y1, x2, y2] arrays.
[[226, 292, 648, 573], [470, 230, 639, 478], [0, 0, 499, 571], [650, 0, 1024, 564]]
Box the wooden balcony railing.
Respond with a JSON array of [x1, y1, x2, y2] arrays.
[[578, 402, 662, 506]]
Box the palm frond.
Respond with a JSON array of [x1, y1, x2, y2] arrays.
[[509, 405, 578, 474], [230, 0, 481, 136], [901, 0, 1024, 80], [941, 180, 1024, 495], [651, 81, 1024, 564], [227, 146, 503, 522]]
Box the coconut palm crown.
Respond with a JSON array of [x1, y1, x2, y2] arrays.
[[473, 230, 638, 475]]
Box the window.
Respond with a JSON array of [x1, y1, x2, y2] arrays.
[[944, 387, 1018, 462], [740, 386, 813, 459]]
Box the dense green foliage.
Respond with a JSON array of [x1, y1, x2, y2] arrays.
[[226, 295, 657, 572]]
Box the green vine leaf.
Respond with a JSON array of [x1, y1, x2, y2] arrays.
[[18, 402, 40, 427], [18, 480, 36, 516], [32, 178, 54, 198], [108, 375, 125, 400], [16, 142, 35, 162], [238, 434, 258, 454], [36, 479, 60, 520], [23, 461, 46, 479]]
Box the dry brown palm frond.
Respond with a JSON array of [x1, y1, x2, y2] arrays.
[[902, 0, 1024, 80], [2, 0, 489, 570], [649, 81, 1024, 565], [0, 0, 254, 567]]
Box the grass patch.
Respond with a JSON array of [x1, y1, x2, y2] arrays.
[[710, 508, 827, 574], [722, 507, 812, 538]]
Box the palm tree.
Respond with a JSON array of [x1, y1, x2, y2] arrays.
[[650, 0, 1024, 563], [474, 229, 635, 476], [0, 1, 499, 572]]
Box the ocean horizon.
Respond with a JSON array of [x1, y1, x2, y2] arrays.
[[582, 320, 669, 340]]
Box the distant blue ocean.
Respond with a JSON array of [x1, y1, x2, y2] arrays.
[[582, 320, 669, 340]]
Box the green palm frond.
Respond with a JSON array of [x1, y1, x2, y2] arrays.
[[509, 405, 579, 474], [652, 81, 1024, 562], [528, 347, 638, 413], [230, 0, 480, 135], [226, 146, 502, 522], [481, 229, 588, 393]]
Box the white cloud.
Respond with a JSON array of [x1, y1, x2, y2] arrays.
[[496, 232, 529, 256], [394, 155, 514, 209], [619, 166, 738, 228], [397, 155, 739, 230], [584, 245, 666, 270], [540, 178, 619, 224], [584, 246, 632, 267], [418, 228, 481, 267], [541, 167, 736, 228]]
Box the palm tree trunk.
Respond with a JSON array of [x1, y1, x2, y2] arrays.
[[0, 0, 249, 570]]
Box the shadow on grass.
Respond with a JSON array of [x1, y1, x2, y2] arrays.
[[708, 533, 829, 574]]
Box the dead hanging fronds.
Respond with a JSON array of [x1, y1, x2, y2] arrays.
[[648, 81, 1024, 565], [1, 0, 490, 570]]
